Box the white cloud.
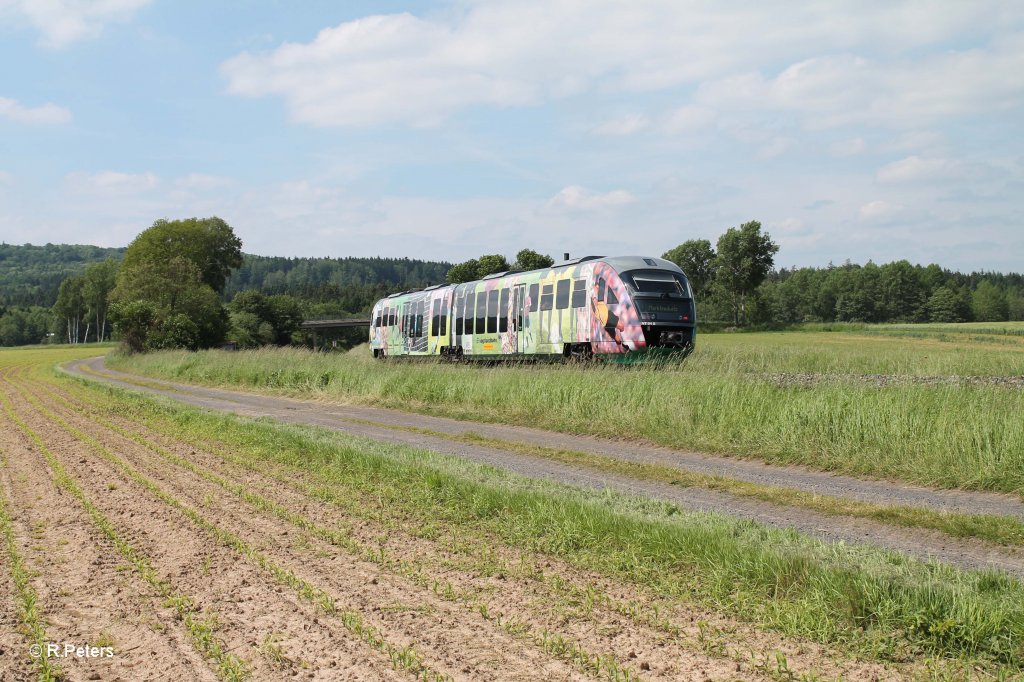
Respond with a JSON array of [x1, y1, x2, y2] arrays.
[[547, 185, 635, 211], [0, 0, 151, 48], [694, 37, 1024, 129], [876, 156, 962, 183], [0, 171, 12, 185], [221, 1, 1024, 128], [829, 137, 865, 157], [174, 173, 234, 190], [65, 170, 159, 195], [591, 113, 648, 136], [662, 105, 714, 134], [0, 96, 71, 124], [757, 136, 795, 159], [859, 199, 903, 220]]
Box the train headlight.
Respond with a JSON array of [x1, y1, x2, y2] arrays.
[[660, 331, 684, 344]]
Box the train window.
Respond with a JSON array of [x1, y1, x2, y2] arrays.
[[487, 289, 498, 333], [571, 279, 586, 308], [607, 288, 618, 304], [440, 299, 448, 338], [529, 283, 539, 311], [623, 270, 687, 296], [373, 314, 380, 328], [555, 279, 570, 309], [597, 277, 606, 302], [453, 296, 462, 336], [475, 291, 486, 334], [388, 310, 395, 326], [540, 284, 553, 311], [430, 299, 441, 336], [464, 292, 474, 334], [499, 288, 509, 332]]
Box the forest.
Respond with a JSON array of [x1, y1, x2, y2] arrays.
[[1, 224, 1022, 348], [0, 240, 450, 346]]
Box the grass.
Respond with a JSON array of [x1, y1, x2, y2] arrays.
[[106, 324, 1024, 495], [356, 420, 1024, 547], [48, 364, 1024, 675], [62, 361, 1024, 547]]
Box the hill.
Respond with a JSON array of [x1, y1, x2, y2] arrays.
[[0, 242, 451, 307]]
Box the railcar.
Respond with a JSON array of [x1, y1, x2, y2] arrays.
[[368, 255, 695, 362]]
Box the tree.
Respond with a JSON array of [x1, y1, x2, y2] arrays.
[[120, 217, 242, 293], [446, 259, 480, 284], [972, 280, 1009, 321], [148, 314, 201, 350], [108, 301, 156, 353], [227, 291, 304, 347], [713, 221, 779, 326], [110, 218, 241, 350], [476, 254, 510, 277], [878, 260, 926, 322], [267, 294, 304, 344], [83, 258, 118, 342], [448, 250, 550, 284], [662, 239, 716, 300], [1008, 288, 1024, 321], [513, 249, 554, 271], [53, 275, 86, 343], [927, 285, 971, 322]]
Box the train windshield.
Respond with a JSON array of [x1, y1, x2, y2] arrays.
[[621, 270, 691, 297]]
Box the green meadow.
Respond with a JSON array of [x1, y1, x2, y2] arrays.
[[109, 323, 1024, 495]]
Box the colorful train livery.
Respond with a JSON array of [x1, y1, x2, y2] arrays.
[[369, 255, 695, 362]]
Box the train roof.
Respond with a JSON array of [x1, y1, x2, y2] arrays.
[[373, 254, 688, 305], [598, 255, 686, 274]]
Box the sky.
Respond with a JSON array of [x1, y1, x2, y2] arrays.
[[1, 0, 1022, 272]]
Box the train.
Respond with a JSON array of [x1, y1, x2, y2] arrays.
[[368, 255, 695, 362]]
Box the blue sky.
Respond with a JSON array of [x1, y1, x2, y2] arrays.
[[1, 1, 1022, 271]]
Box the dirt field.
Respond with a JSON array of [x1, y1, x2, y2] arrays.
[[1, 349, 1020, 680]]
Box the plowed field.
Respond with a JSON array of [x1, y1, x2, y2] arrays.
[[2, 346, 1022, 681]]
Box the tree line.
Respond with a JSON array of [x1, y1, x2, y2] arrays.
[[3, 216, 1022, 349], [0, 235, 451, 347], [661, 225, 1024, 325]]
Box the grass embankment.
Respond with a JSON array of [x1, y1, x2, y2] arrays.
[[109, 325, 1024, 495], [47, 362, 1024, 675]]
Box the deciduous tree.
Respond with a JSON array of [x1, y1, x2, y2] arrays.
[[713, 221, 779, 326], [83, 258, 118, 342], [513, 249, 554, 271], [662, 239, 715, 300]]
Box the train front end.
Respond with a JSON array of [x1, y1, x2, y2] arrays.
[[592, 257, 696, 362]]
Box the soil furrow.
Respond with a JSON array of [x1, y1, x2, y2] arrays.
[[0, 375, 415, 682], [38, 373, 906, 682], [23, 376, 609, 682], [63, 357, 1024, 577], [0, 410, 221, 682]]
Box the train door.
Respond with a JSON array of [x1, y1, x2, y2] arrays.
[[511, 284, 526, 353]]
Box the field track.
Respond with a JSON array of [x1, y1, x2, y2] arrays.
[[68, 356, 1024, 577], [0, 356, 918, 681]]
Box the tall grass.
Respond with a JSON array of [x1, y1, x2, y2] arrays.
[[110, 332, 1024, 494]]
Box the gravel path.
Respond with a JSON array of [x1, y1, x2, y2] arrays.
[[66, 356, 1024, 577]]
